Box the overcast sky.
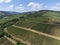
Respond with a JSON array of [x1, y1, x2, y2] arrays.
[[0, 0, 60, 12]]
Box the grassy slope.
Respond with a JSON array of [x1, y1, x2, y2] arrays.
[[7, 26, 60, 45], [0, 14, 22, 37], [31, 23, 60, 37], [15, 11, 60, 28], [15, 11, 60, 37]]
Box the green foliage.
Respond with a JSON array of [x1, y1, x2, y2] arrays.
[[16, 41, 20, 45]]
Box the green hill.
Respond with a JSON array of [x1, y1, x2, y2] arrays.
[[15, 10, 60, 27], [15, 10, 60, 37], [1, 10, 60, 45]]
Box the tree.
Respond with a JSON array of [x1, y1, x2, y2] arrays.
[[16, 40, 20, 45]]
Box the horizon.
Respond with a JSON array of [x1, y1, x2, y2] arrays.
[[0, 0, 60, 12]]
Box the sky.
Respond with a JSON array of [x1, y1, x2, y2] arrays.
[[0, 0, 60, 12]]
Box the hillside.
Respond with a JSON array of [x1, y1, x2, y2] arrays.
[[14, 10, 60, 36], [15, 10, 60, 26], [0, 10, 60, 45], [9, 10, 60, 45]]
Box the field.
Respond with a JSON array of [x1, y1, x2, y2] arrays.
[[7, 26, 60, 45]]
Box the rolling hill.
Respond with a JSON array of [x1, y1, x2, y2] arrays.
[[1, 10, 60, 45]]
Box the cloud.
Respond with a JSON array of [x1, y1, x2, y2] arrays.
[[2, 2, 60, 12], [5, 4, 14, 11], [28, 2, 44, 11], [49, 3, 60, 11], [0, 2, 49, 12], [0, 0, 4, 3], [0, 4, 27, 12], [0, 4, 14, 11], [28, 2, 60, 11], [44, 5, 48, 9], [0, 0, 12, 3], [5, 0, 12, 3], [15, 5, 25, 12]]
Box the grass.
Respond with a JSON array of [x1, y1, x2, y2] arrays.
[[7, 26, 60, 45], [15, 21, 37, 28], [15, 15, 49, 28], [0, 37, 15, 45], [15, 11, 60, 28], [0, 14, 22, 24], [31, 23, 53, 34], [31, 23, 60, 37], [3, 40, 15, 45], [0, 37, 6, 44], [0, 37, 27, 45], [0, 29, 4, 35], [43, 12, 60, 18]]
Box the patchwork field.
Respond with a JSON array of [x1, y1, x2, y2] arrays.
[[7, 26, 60, 45]]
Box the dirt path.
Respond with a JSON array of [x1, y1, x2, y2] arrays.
[[4, 36, 16, 45], [4, 28, 31, 45], [11, 35, 31, 45], [13, 25, 60, 41], [4, 28, 16, 45]]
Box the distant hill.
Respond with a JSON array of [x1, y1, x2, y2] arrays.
[[0, 11, 20, 18], [7, 11, 20, 14]]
